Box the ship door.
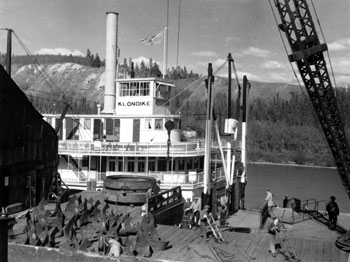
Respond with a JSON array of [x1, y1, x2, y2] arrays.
[[133, 119, 140, 142]]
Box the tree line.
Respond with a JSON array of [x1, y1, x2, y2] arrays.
[[171, 83, 350, 167]]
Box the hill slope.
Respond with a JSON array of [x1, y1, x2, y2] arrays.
[[12, 62, 302, 105]]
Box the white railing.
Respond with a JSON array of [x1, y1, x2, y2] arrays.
[[58, 140, 205, 156], [59, 167, 227, 191]]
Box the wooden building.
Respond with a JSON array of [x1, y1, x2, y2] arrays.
[[0, 65, 58, 213]]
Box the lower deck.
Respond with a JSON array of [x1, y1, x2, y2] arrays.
[[8, 209, 350, 262]]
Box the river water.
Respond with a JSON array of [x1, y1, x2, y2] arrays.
[[244, 162, 350, 213]]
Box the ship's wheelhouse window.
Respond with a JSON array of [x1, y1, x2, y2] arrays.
[[120, 83, 130, 96], [145, 119, 152, 129], [155, 83, 170, 99], [120, 82, 150, 97], [155, 119, 163, 130], [84, 119, 91, 130], [131, 82, 138, 96], [140, 82, 150, 96]]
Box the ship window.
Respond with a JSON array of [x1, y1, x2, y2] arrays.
[[109, 161, 116, 171], [158, 157, 167, 171], [140, 82, 150, 96], [127, 158, 135, 172], [106, 119, 120, 141], [82, 156, 89, 167], [66, 118, 79, 140], [138, 157, 145, 172], [55, 118, 63, 139], [84, 119, 91, 130], [193, 157, 199, 169], [117, 157, 123, 171], [179, 159, 185, 170], [90, 156, 97, 170], [148, 159, 156, 171], [145, 119, 152, 129], [187, 159, 193, 170], [93, 119, 103, 140], [155, 83, 169, 99], [155, 119, 163, 130], [120, 83, 130, 96], [130, 82, 139, 96]]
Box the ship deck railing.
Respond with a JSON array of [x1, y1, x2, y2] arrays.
[[60, 167, 227, 191], [58, 140, 206, 156]]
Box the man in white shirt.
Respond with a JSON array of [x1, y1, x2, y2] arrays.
[[265, 189, 275, 217]]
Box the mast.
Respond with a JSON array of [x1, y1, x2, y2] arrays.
[[227, 53, 233, 119], [204, 63, 214, 198], [162, 27, 168, 79], [240, 75, 250, 209]]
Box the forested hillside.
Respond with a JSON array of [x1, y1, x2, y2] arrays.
[[5, 54, 350, 167]]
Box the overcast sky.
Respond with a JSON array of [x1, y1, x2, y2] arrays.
[[0, 0, 349, 85]]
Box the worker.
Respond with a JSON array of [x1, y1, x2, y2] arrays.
[[153, 180, 161, 195], [185, 196, 201, 228], [218, 195, 228, 226], [265, 189, 275, 217], [267, 217, 281, 257], [326, 196, 339, 230], [199, 205, 211, 240]]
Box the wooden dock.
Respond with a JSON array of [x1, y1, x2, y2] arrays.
[[8, 209, 350, 262]]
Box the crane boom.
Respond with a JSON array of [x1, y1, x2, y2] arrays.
[[273, 0, 350, 199]]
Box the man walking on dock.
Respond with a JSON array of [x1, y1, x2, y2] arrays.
[[265, 189, 275, 217], [326, 196, 339, 230]]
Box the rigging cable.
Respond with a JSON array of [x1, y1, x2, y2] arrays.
[[13, 32, 74, 111], [12, 32, 62, 95]]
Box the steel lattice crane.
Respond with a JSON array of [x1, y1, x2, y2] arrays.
[[273, 0, 350, 199]]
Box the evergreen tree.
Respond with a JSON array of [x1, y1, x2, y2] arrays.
[[92, 53, 101, 68]]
